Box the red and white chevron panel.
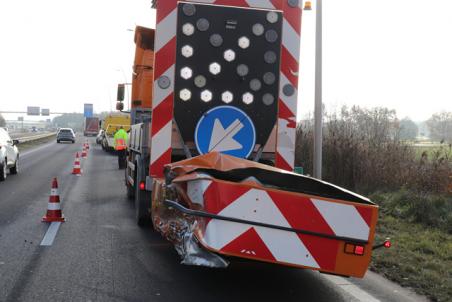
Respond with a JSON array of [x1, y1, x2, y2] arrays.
[[150, 0, 302, 177], [187, 179, 375, 271]]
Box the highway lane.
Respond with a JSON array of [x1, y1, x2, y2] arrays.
[[0, 139, 427, 302]]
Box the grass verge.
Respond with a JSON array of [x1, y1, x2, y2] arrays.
[[371, 214, 452, 302]]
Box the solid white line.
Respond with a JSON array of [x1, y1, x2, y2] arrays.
[[40, 222, 62, 246], [322, 274, 381, 302]]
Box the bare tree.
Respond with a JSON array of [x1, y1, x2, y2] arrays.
[[399, 118, 419, 141], [426, 111, 452, 143]]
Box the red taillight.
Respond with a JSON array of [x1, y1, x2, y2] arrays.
[[354, 245, 365, 255], [139, 182, 145, 191], [345, 243, 365, 256], [384, 240, 391, 248]]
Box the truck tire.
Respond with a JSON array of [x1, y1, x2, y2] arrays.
[[0, 160, 7, 181], [135, 157, 151, 227]]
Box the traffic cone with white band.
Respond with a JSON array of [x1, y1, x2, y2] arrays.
[[81, 146, 87, 158], [42, 178, 65, 222], [72, 152, 82, 175], [85, 140, 90, 150]]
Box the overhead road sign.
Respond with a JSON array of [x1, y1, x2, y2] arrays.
[[84, 103, 93, 118], [27, 106, 40, 116], [41, 109, 50, 116], [195, 106, 256, 158]]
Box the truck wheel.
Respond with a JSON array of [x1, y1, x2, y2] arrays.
[[135, 161, 151, 227], [0, 161, 7, 181], [10, 158, 18, 175]]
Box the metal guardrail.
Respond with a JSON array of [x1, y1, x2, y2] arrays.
[[16, 132, 56, 143]]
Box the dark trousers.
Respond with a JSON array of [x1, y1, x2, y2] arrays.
[[117, 149, 126, 169]]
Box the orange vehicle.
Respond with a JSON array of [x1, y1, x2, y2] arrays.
[[117, 1, 390, 278]]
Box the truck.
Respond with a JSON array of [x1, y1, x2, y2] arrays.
[[83, 117, 100, 137], [119, 0, 390, 278], [99, 114, 130, 151]]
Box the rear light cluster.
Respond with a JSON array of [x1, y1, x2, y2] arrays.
[[344, 243, 366, 256], [139, 182, 146, 191]]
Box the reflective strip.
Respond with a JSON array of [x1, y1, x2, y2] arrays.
[[150, 121, 173, 164], [204, 189, 319, 268], [47, 203, 61, 211], [282, 18, 300, 63], [276, 118, 296, 169], [279, 73, 298, 114], [187, 180, 213, 205], [245, 0, 275, 9], [153, 64, 175, 108], [155, 9, 177, 52], [50, 189, 58, 196], [312, 199, 370, 241]]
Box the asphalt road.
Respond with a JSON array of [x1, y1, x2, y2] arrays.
[[0, 138, 428, 302]]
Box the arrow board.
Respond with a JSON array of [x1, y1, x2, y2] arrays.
[[195, 106, 256, 158]]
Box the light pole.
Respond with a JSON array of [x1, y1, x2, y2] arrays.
[[313, 0, 323, 179]]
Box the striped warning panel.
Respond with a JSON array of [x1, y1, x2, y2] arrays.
[[187, 179, 377, 276]]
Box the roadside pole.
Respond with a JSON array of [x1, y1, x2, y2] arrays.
[[313, 0, 323, 179]]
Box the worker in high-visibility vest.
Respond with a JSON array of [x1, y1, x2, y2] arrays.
[[114, 126, 128, 169]]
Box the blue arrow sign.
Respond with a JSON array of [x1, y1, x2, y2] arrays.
[[195, 106, 256, 158]]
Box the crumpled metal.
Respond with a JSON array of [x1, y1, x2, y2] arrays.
[[152, 182, 229, 268]]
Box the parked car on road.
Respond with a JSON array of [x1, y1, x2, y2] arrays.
[[56, 128, 75, 143], [0, 128, 19, 181]]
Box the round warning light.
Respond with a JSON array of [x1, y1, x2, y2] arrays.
[[210, 34, 223, 47], [181, 45, 194, 58], [209, 62, 221, 75], [194, 75, 207, 88], [266, 11, 279, 24], [201, 90, 213, 102], [262, 93, 275, 106], [250, 79, 262, 92], [221, 91, 234, 104], [252, 23, 265, 36], [237, 64, 249, 77], [196, 18, 210, 31], [238, 36, 250, 49], [180, 67, 193, 80], [223, 49, 236, 62], [242, 92, 254, 105], [179, 89, 192, 101], [384, 240, 392, 248], [265, 29, 278, 43], [182, 23, 195, 36], [182, 3, 196, 16]]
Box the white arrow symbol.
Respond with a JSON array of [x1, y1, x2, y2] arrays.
[[208, 118, 244, 152]]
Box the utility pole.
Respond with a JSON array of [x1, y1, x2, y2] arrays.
[[313, 0, 323, 179]]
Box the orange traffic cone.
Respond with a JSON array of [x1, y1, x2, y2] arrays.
[[85, 141, 90, 150], [72, 152, 82, 175], [42, 178, 66, 222], [81, 146, 87, 158]]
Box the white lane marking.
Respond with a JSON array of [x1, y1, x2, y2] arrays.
[[322, 274, 381, 302], [40, 222, 62, 246]]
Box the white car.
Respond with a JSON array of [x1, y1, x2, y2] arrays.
[[0, 128, 19, 181]]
